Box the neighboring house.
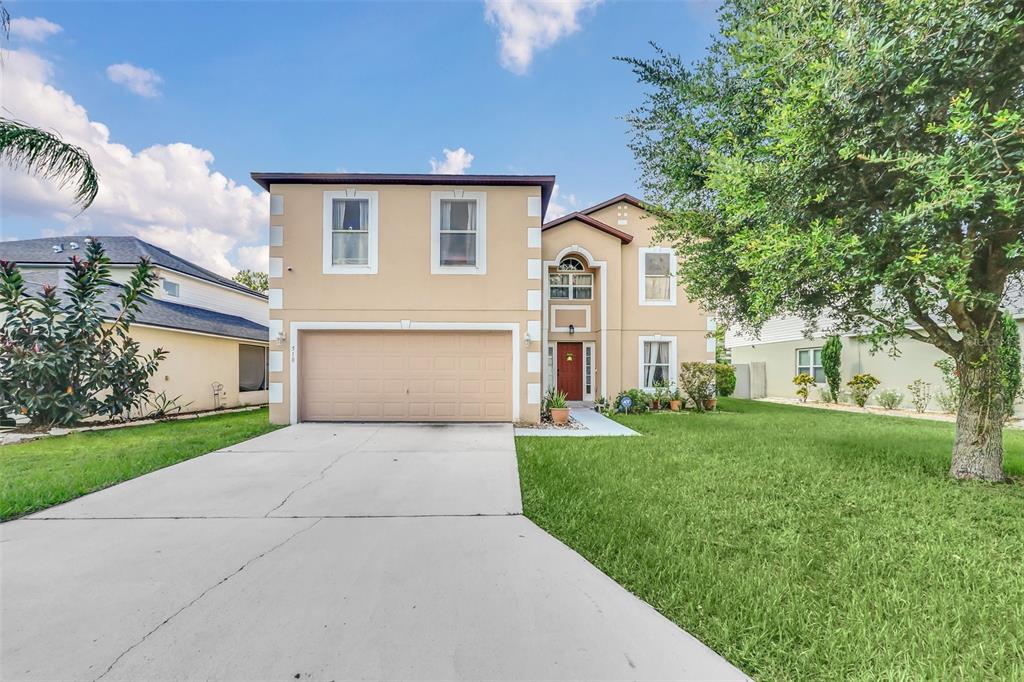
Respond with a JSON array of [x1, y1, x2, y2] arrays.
[[726, 314, 1024, 413], [252, 172, 713, 425], [0, 236, 270, 412]]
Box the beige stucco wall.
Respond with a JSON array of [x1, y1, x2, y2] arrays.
[[267, 183, 543, 425], [730, 325, 1024, 414], [131, 325, 269, 413], [540, 204, 712, 399]]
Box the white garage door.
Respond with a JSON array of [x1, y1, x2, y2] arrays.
[[298, 331, 513, 422]]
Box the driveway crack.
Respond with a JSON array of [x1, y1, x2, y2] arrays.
[[92, 518, 322, 681], [263, 427, 381, 517]]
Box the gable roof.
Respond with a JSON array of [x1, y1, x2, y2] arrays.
[[541, 212, 634, 244], [580, 193, 646, 215], [250, 172, 557, 219], [0, 236, 267, 299], [21, 270, 268, 342]]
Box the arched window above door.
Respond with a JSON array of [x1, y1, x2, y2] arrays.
[[550, 256, 593, 299], [558, 257, 586, 272]]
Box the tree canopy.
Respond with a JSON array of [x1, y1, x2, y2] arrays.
[[623, 0, 1024, 480]]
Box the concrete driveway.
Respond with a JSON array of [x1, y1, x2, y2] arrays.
[[2, 423, 746, 681]]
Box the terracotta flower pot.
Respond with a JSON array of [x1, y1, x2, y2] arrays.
[[704, 397, 718, 411], [670, 400, 682, 412], [550, 407, 570, 425], [652, 400, 661, 411]]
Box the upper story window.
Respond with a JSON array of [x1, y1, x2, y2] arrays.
[[162, 279, 180, 297], [432, 191, 486, 275], [323, 190, 379, 275], [639, 247, 677, 306], [549, 257, 593, 299]]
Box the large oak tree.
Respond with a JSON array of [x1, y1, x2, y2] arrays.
[[623, 0, 1024, 481]]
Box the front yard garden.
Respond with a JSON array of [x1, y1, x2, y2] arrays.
[[1, 408, 280, 520], [516, 398, 1024, 680]]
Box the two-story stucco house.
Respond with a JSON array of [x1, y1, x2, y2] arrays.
[[251, 173, 713, 425], [0, 236, 270, 412]]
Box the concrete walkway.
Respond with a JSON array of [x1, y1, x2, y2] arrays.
[[2, 423, 745, 681], [514, 403, 641, 437]]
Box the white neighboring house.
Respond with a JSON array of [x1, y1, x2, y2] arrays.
[[726, 313, 1024, 414], [0, 236, 270, 413]]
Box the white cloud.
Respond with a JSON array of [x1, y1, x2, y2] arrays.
[[545, 183, 579, 220], [9, 17, 63, 42], [236, 245, 269, 274], [0, 49, 268, 276], [106, 62, 162, 98], [429, 147, 474, 175], [484, 0, 601, 74]]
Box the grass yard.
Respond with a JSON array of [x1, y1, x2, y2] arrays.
[[516, 399, 1024, 681], [1, 408, 280, 520]]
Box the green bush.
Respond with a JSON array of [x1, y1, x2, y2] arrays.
[[877, 388, 904, 410], [0, 240, 165, 426], [679, 362, 716, 412], [821, 336, 842, 402], [999, 311, 1022, 417], [847, 373, 881, 407], [715, 363, 736, 397], [907, 380, 931, 413], [615, 389, 650, 414], [933, 358, 960, 413]]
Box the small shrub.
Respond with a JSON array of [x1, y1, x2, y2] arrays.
[[715, 363, 736, 397], [652, 380, 672, 409], [907, 380, 931, 413], [679, 362, 716, 412], [934, 358, 960, 413], [847, 373, 880, 407], [815, 386, 831, 403], [792, 373, 814, 402], [999, 311, 1022, 417], [614, 389, 650, 414], [877, 388, 904, 410]]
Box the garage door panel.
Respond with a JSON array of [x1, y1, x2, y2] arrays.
[[299, 331, 512, 422]]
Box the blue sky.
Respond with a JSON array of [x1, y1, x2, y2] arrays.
[[0, 1, 720, 273]]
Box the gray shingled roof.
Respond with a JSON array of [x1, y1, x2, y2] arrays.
[[0, 236, 267, 299], [18, 270, 268, 343]]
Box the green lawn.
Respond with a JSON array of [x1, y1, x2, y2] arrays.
[[1, 408, 280, 520], [516, 399, 1024, 681]]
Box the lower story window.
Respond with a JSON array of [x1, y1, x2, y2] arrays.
[[797, 348, 825, 383], [546, 344, 555, 391], [239, 344, 268, 392], [642, 341, 671, 389]]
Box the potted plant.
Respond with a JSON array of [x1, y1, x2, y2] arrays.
[[652, 380, 670, 410], [669, 388, 683, 412], [704, 395, 718, 411], [547, 389, 570, 425]]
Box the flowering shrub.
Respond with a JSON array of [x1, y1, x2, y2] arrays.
[[679, 362, 716, 412], [792, 372, 814, 402]]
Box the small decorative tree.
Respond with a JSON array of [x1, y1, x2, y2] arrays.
[[821, 336, 842, 403], [847, 374, 881, 408], [792, 373, 814, 402], [0, 240, 166, 427], [907, 380, 932, 413], [678, 362, 716, 412]]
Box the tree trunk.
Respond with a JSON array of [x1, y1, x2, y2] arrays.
[[950, 328, 1006, 482]]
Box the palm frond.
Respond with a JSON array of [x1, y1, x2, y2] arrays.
[[0, 118, 99, 209]]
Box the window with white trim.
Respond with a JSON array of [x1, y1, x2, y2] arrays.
[[797, 348, 825, 383], [640, 247, 677, 305], [330, 198, 369, 265], [162, 279, 179, 297], [546, 344, 555, 391], [641, 340, 672, 389], [549, 257, 593, 299], [432, 191, 486, 274], [323, 190, 378, 274], [584, 345, 593, 396]]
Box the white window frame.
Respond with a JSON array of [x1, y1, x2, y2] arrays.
[[323, 190, 379, 275], [545, 342, 556, 393], [431, 190, 487, 275], [639, 247, 677, 306], [161, 279, 180, 297], [548, 271, 594, 300], [637, 335, 678, 392], [796, 347, 825, 384]]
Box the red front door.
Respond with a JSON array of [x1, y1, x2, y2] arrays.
[[556, 342, 583, 400]]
